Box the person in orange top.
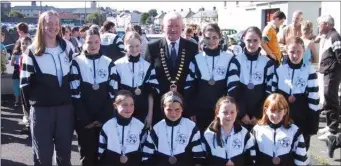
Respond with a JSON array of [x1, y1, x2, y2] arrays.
[[261, 10, 286, 65]]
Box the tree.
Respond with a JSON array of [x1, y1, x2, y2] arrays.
[[148, 9, 158, 17], [86, 12, 105, 25], [8, 10, 24, 18], [140, 12, 150, 25]]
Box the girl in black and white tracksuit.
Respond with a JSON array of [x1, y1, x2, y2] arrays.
[[142, 91, 205, 166], [203, 96, 256, 166], [70, 28, 118, 166], [20, 11, 75, 166], [236, 27, 275, 129], [187, 23, 240, 132], [251, 93, 309, 166], [271, 37, 320, 150], [115, 31, 159, 127], [98, 90, 147, 166]]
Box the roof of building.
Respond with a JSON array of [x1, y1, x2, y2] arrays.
[[192, 10, 218, 18]]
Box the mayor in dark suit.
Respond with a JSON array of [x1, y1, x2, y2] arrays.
[[144, 12, 198, 124]]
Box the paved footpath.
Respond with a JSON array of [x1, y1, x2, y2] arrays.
[[1, 96, 340, 165]]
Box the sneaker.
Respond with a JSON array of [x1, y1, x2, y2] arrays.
[[22, 116, 29, 124], [318, 131, 332, 141], [326, 134, 339, 158], [20, 126, 30, 135], [14, 102, 20, 107], [318, 126, 330, 134]]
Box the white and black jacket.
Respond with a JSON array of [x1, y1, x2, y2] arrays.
[[202, 124, 256, 165], [20, 36, 74, 108], [236, 48, 274, 119], [319, 28, 341, 74], [98, 115, 147, 166], [272, 60, 320, 135], [186, 48, 240, 116], [251, 123, 308, 166], [100, 32, 125, 61], [142, 117, 205, 166], [70, 52, 118, 126], [114, 55, 159, 121]]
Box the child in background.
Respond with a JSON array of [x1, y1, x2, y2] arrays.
[[1, 32, 7, 73]]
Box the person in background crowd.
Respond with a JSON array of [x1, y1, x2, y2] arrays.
[[0, 32, 7, 73], [80, 26, 90, 39], [278, 10, 304, 57], [100, 21, 125, 61], [300, 20, 318, 65], [228, 36, 243, 56], [183, 27, 198, 44], [142, 91, 205, 166], [272, 37, 320, 150], [261, 10, 286, 66], [316, 15, 341, 141], [72, 26, 85, 51], [70, 27, 117, 166], [132, 25, 149, 57], [20, 10, 75, 166], [115, 31, 159, 128], [12, 37, 32, 134], [202, 96, 256, 166], [187, 23, 239, 132], [98, 90, 147, 166], [235, 26, 275, 130], [144, 12, 198, 123], [62, 26, 79, 53], [16, 22, 31, 39], [251, 93, 308, 165]]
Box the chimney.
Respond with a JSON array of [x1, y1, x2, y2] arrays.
[[31, 1, 36, 6], [181, 9, 183, 12], [213, 6, 216, 10], [189, 8, 191, 12]]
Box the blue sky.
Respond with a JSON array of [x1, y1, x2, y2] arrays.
[[10, 1, 225, 13]]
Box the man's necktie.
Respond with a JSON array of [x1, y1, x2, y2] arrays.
[[170, 42, 177, 68]]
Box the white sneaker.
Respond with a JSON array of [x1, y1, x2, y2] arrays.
[[318, 126, 330, 134], [22, 116, 29, 124], [318, 131, 332, 141]]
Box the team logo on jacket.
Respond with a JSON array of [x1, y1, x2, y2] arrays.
[[252, 71, 263, 81], [63, 56, 69, 63], [138, 71, 145, 79], [232, 138, 242, 149], [97, 69, 107, 78], [295, 77, 306, 89], [279, 137, 291, 148], [126, 134, 138, 145], [216, 66, 226, 76], [176, 133, 188, 145]]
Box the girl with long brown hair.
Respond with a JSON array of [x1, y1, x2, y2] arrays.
[[19, 10, 74, 166], [251, 93, 308, 165], [202, 96, 255, 166]]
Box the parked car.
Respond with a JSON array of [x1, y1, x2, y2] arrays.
[[146, 34, 163, 42]]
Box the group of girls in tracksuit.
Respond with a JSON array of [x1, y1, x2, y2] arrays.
[[22, 13, 317, 165]]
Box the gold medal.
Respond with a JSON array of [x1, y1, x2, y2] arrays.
[[272, 157, 280, 165], [208, 78, 216, 86], [120, 155, 128, 163], [288, 95, 296, 103], [247, 83, 255, 89], [92, 83, 99, 90], [168, 156, 177, 164], [134, 87, 141, 95], [226, 160, 234, 166]]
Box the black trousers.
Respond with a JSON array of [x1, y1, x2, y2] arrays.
[[324, 69, 341, 134], [76, 125, 101, 166]]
